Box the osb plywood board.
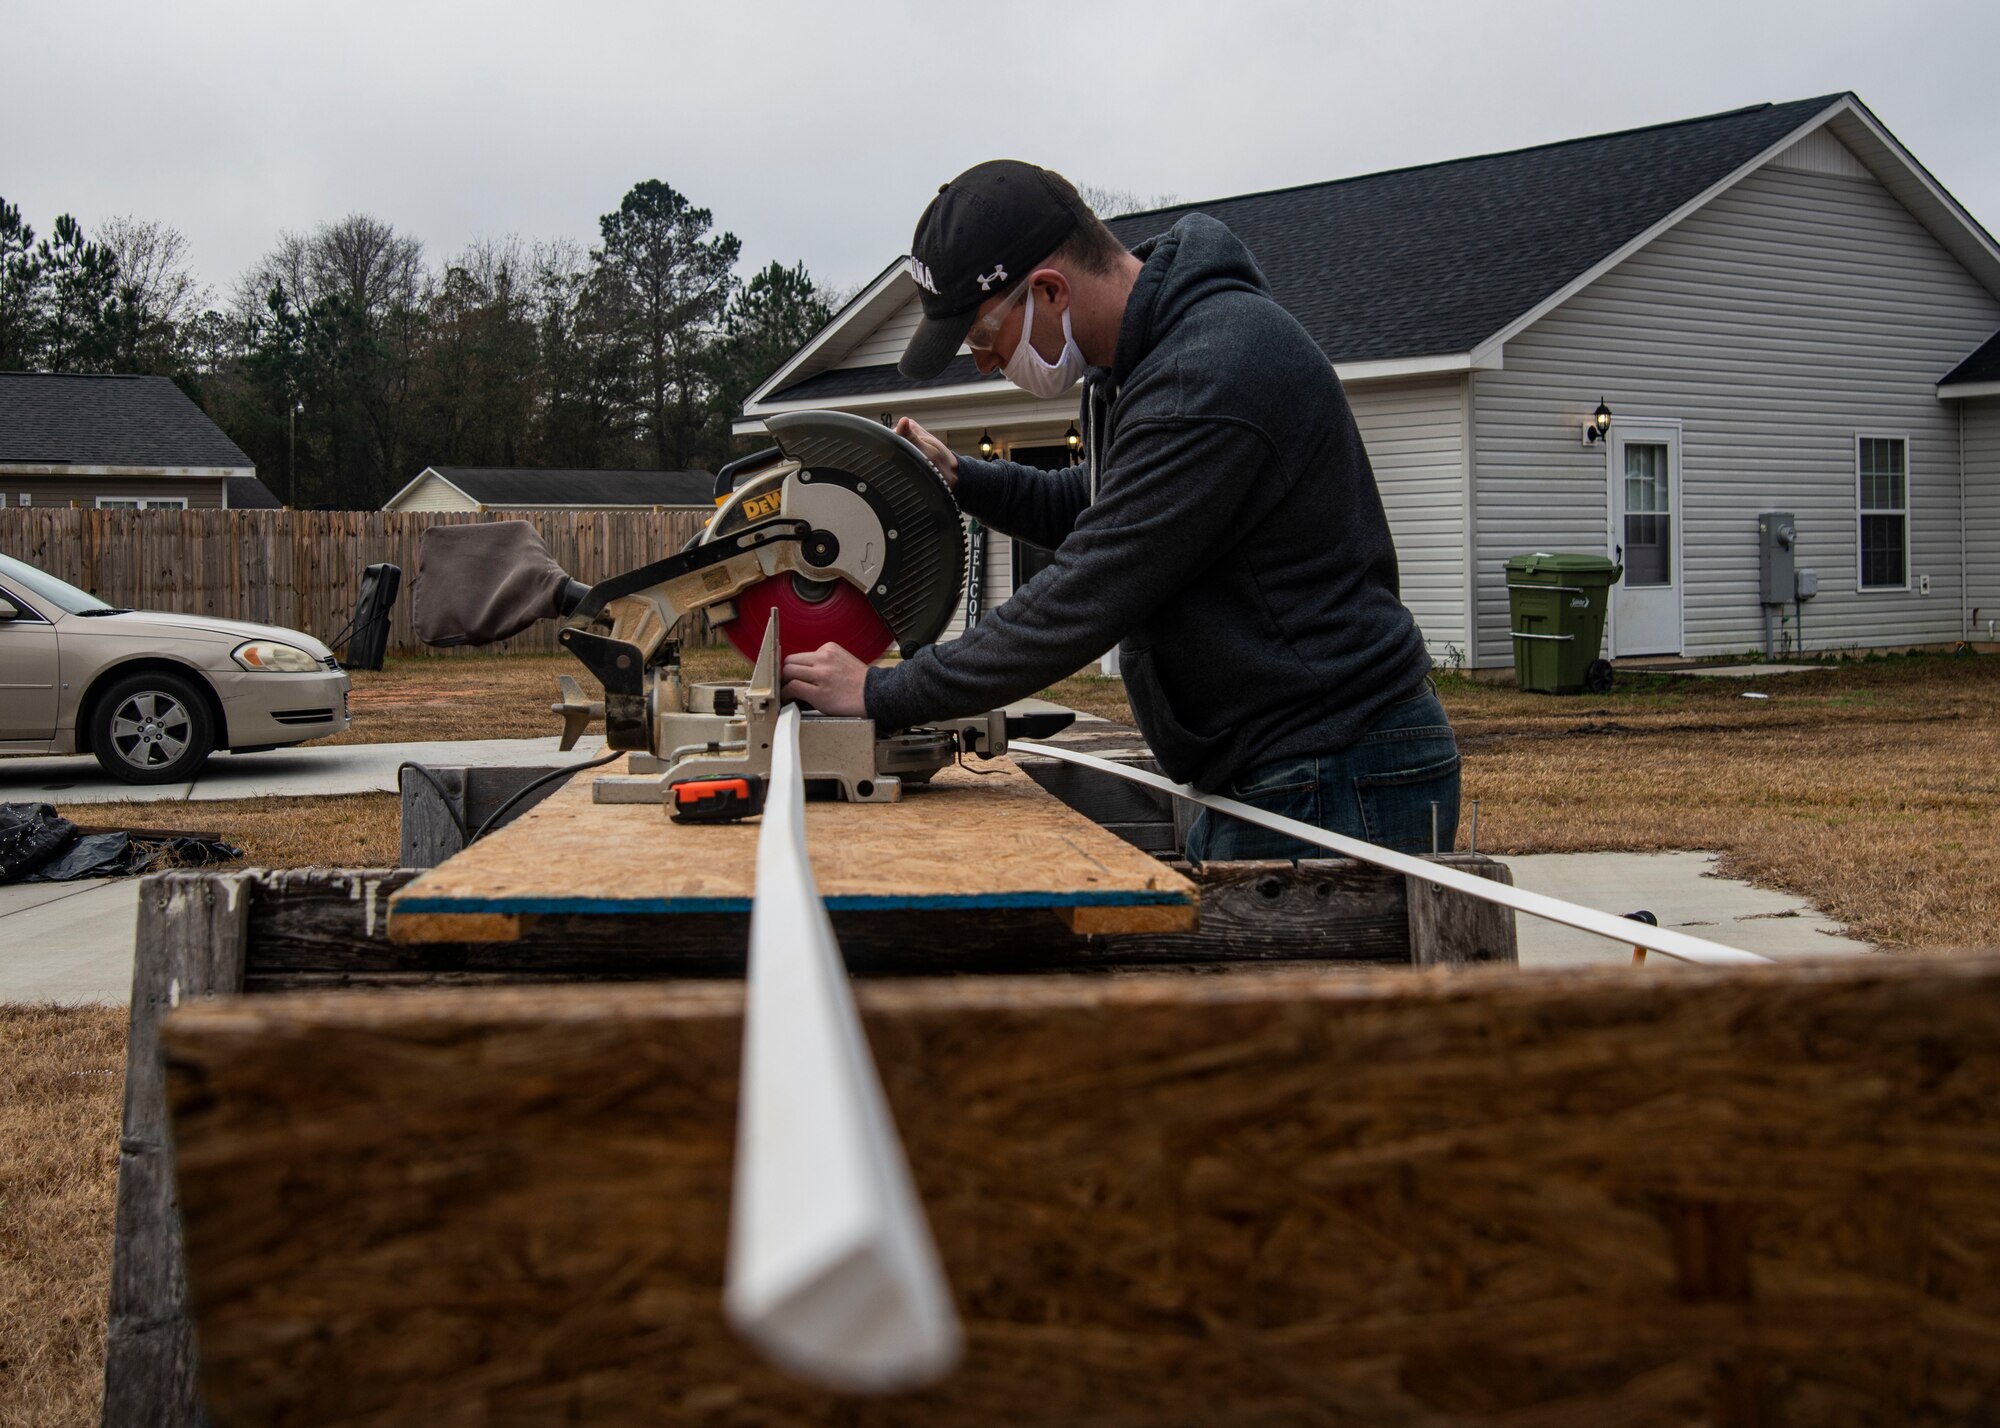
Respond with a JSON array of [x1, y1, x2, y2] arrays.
[[387, 754, 1195, 941], [164, 956, 2000, 1427]]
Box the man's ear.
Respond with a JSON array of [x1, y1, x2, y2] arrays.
[[1030, 266, 1071, 313]]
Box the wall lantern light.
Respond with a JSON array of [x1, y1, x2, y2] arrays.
[[978, 430, 995, 458], [1584, 398, 1613, 446], [1065, 422, 1082, 453]]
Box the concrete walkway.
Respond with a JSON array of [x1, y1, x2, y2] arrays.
[[0, 878, 142, 1003], [0, 735, 610, 806], [5, 848, 1874, 1008], [1500, 850, 1872, 969]]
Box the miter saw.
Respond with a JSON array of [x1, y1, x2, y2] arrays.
[[411, 409, 1069, 820]]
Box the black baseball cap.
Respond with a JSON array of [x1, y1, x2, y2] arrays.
[[898, 161, 1092, 380]]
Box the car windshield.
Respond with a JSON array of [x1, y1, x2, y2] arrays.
[[0, 553, 117, 614]]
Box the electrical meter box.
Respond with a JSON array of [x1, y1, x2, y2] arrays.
[[1758, 512, 1796, 605]]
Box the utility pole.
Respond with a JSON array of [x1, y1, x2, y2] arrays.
[[287, 398, 302, 506]]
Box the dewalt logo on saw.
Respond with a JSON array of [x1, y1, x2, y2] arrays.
[[742, 491, 783, 522]]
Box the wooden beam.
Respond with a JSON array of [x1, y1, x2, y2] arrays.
[[230, 864, 1501, 989], [1407, 856, 1518, 966], [163, 957, 2000, 1425], [103, 872, 250, 1428]]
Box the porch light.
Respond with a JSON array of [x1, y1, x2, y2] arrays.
[[978, 430, 995, 457], [1065, 422, 1082, 452], [1585, 398, 1613, 445]]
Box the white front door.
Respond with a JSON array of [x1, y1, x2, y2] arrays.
[[1608, 421, 1683, 657]]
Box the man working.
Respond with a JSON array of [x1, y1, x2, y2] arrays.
[[780, 161, 1458, 860]]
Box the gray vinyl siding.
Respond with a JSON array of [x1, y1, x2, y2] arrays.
[[1346, 376, 1469, 658], [0, 474, 227, 509], [836, 294, 923, 370], [1472, 155, 2000, 664], [1968, 398, 2000, 634]]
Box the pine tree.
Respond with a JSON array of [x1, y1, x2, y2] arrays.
[[593, 181, 741, 471]]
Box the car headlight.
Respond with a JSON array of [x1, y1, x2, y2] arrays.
[[232, 640, 322, 673]]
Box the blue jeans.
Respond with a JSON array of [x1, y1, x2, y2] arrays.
[[1184, 683, 1461, 863]]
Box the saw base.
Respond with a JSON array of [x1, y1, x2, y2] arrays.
[[579, 613, 1008, 813]]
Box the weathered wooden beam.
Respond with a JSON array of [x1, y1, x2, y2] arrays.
[[397, 764, 577, 869], [102, 873, 250, 1428], [163, 958, 2000, 1426], [1407, 856, 1518, 966], [231, 863, 1507, 986], [396, 764, 466, 868]]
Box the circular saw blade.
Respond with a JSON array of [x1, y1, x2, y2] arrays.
[[722, 573, 893, 666]]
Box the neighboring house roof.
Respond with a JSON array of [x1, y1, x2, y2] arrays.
[[227, 474, 284, 509], [748, 92, 2000, 416], [1939, 329, 2000, 392], [386, 466, 716, 509], [0, 371, 253, 468]]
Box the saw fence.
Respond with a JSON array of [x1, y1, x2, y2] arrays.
[[101, 726, 2000, 1426]]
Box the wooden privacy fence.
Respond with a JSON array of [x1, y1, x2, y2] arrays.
[[0, 507, 714, 657]]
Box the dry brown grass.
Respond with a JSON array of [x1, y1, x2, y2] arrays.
[[55, 795, 401, 872], [1445, 654, 2000, 950], [0, 1005, 126, 1428]]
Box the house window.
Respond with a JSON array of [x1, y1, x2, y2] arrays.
[[1856, 436, 1908, 591], [94, 496, 190, 511], [1622, 442, 1672, 587]]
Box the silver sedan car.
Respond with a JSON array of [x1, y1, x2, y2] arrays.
[[0, 552, 352, 784]]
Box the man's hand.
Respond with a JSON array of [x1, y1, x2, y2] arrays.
[[781, 642, 871, 717], [895, 417, 958, 486]]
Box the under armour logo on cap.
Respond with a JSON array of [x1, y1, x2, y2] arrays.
[[977, 265, 1009, 292]]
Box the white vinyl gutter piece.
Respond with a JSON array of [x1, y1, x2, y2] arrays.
[[724, 703, 963, 1392], [1012, 741, 1773, 968]]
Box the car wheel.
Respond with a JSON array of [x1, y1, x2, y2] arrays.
[[90, 670, 217, 785]]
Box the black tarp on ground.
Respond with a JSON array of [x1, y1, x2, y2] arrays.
[[0, 803, 242, 883]]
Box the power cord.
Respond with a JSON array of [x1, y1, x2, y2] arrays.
[[470, 751, 621, 843]]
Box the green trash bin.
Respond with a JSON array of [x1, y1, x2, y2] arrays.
[[1505, 553, 1623, 694]]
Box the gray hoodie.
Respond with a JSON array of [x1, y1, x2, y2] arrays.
[[864, 213, 1431, 793]]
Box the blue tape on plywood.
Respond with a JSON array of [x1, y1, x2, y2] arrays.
[[389, 887, 1190, 919]]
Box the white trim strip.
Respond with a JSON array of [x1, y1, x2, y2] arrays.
[[1938, 379, 2000, 401], [724, 703, 962, 1392], [1011, 741, 1774, 968], [737, 351, 1488, 429]]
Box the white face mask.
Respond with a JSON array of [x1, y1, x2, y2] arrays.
[[1002, 288, 1089, 398]]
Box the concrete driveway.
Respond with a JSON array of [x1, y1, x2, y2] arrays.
[[0, 734, 608, 805]]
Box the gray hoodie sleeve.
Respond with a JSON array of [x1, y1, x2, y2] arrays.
[[950, 454, 1092, 552], [865, 415, 1271, 728]]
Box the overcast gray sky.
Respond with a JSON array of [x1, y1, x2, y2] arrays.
[[6, 0, 1997, 303]]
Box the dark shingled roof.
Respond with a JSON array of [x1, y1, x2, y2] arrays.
[[425, 467, 715, 507], [1941, 329, 2000, 387], [767, 95, 1846, 406], [0, 371, 252, 468], [227, 475, 284, 508]]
